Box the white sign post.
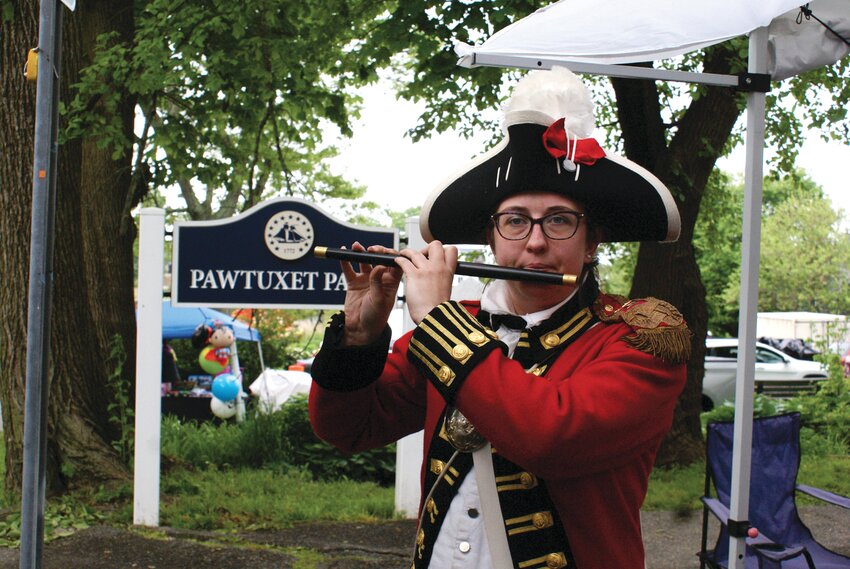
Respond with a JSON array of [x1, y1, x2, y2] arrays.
[[394, 217, 426, 518], [133, 208, 165, 526]]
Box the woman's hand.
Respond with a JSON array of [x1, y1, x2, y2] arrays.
[[395, 241, 458, 324], [339, 242, 402, 346]]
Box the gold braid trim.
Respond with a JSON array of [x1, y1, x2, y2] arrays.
[[595, 295, 692, 364], [623, 325, 692, 364]]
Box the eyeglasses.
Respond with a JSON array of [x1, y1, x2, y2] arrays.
[[491, 210, 585, 241]]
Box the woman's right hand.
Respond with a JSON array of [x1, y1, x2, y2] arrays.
[[339, 242, 403, 346]]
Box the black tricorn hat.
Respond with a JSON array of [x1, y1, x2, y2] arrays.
[[420, 67, 681, 245]]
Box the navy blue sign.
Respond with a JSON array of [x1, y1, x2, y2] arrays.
[[172, 198, 398, 308]]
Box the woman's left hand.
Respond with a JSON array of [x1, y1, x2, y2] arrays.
[[394, 241, 458, 324]]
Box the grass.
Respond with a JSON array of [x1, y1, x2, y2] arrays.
[[644, 463, 707, 512], [158, 466, 396, 530]]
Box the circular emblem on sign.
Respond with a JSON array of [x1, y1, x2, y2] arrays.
[[264, 210, 314, 260]]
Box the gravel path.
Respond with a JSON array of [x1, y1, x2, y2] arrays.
[[0, 506, 847, 568]]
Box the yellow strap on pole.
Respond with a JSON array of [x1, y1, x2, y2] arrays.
[[24, 49, 39, 82]]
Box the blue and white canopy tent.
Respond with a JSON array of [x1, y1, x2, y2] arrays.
[[160, 300, 261, 342], [454, 1, 848, 566]]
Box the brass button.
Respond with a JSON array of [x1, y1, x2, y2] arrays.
[[543, 333, 560, 347], [532, 511, 553, 529], [451, 344, 470, 360], [426, 498, 438, 522], [519, 472, 537, 489], [468, 331, 487, 345], [546, 552, 567, 568], [485, 328, 499, 339], [604, 304, 614, 313], [437, 366, 455, 385], [430, 460, 445, 475], [417, 528, 425, 546]]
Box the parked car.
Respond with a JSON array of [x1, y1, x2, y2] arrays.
[[702, 338, 829, 411]]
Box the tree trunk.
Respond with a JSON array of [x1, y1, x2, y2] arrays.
[[611, 46, 744, 465], [0, 0, 136, 497]]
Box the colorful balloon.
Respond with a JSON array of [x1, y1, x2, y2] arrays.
[[198, 345, 228, 375], [211, 373, 240, 402], [210, 396, 237, 419]]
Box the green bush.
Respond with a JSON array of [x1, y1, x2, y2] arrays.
[[700, 394, 781, 427], [784, 375, 850, 454], [267, 395, 393, 485], [699, 378, 850, 458], [160, 396, 396, 485]]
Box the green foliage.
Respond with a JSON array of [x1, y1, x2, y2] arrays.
[[54, 0, 850, 232], [0, 495, 104, 547], [693, 171, 744, 336], [159, 466, 395, 530], [767, 58, 850, 172], [699, 377, 850, 459], [160, 396, 396, 486], [160, 415, 248, 467], [106, 334, 134, 465], [597, 242, 638, 297], [235, 310, 316, 384], [784, 376, 850, 454], [277, 395, 395, 486], [1, 0, 13, 23], [63, 0, 390, 220], [758, 193, 850, 315], [692, 171, 849, 335], [644, 462, 706, 512], [700, 394, 782, 426]]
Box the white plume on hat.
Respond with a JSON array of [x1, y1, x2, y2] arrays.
[[503, 66, 596, 138]]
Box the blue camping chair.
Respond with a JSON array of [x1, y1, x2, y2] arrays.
[[699, 413, 850, 569]]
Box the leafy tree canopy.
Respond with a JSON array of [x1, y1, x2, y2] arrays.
[[55, 0, 849, 227], [63, 0, 401, 220], [694, 172, 850, 335]]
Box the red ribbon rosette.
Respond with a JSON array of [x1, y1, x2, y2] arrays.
[[542, 118, 606, 166]]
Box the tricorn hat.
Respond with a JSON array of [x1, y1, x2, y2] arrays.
[[419, 67, 681, 244]]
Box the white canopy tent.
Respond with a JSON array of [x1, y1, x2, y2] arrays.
[[454, 1, 849, 567]]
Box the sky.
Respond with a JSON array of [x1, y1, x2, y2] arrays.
[[330, 83, 850, 219]]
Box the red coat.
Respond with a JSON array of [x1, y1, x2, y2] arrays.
[[309, 298, 687, 569]]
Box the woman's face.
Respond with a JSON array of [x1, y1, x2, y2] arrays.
[[488, 192, 600, 312]]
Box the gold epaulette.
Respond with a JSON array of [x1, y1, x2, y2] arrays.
[[594, 295, 692, 364]]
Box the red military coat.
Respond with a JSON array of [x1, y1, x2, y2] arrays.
[[309, 295, 688, 569]]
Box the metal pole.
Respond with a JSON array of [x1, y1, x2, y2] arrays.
[[20, 1, 64, 568], [727, 26, 769, 569]]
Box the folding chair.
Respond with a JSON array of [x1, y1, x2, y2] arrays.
[[699, 412, 850, 569]]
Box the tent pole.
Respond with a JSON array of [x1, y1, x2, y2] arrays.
[[727, 26, 769, 569]]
